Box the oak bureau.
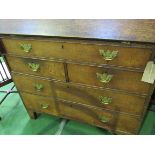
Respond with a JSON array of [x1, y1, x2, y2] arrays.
[[0, 19, 155, 134]]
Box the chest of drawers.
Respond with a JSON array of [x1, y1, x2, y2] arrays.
[[0, 19, 155, 134]]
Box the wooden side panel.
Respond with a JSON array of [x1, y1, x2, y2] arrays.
[[68, 64, 151, 95], [53, 82, 146, 115], [6, 55, 65, 81], [2, 38, 152, 69]]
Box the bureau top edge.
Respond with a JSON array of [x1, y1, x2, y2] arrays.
[[0, 19, 155, 44], [0, 34, 155, 49]]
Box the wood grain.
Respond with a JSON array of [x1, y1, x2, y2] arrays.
[[2, 38, 152, 69], [0, 19, 155, 43], [57, 99, 140, 134], [68, 63, 151, 95], [12, 73, 54, 97], [6, 55, 65, 81], [53, 82, 146, 116], [20, 92, 58, 116]]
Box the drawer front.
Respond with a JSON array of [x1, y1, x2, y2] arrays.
[[6, 55, 65, 81], [20, 92, 58, 115], [68, 64, 151, 95], [58, 100, 140, 134], [53, 82, 146, 115], [2, 38, 152, 69], [12, 73, 53, 97]]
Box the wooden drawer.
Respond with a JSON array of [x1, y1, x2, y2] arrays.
[[6, 55, 65, 81], [20, 92, 58, 116], [57, 100, 141, 134], [53, 82, 147, 116], [68, 64, 151, 95], [12, 73, 53, 97], [2, 38, 152, 69]]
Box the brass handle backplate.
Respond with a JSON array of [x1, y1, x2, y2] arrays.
[[100, 116, 110, 123], [41, 104, 49, 109], [99, 49, 118, 61], [28, 63, 40, 72], [96, 72, 113, 83], [34, 84, 43, 91], [98, 96, 112, 105], [20, 43, 32, 53]]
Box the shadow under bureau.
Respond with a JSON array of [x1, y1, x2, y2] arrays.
[[0, 19, 155, 134]]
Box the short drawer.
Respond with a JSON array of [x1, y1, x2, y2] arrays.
[[68, 64, 151, 95], [12, 73, 53, 97], [20, 92, 58, 116], [2, 38, 152, 69], [57, 100, 141, 134], [6, 55, 65, 81], [53, 82, 147, 116]]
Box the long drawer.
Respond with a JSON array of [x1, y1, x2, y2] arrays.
[[20, 92, 58, 116], [57, 99, 141, 134], [53, 82, 147, 116], [6, 55, 65, 81], [12, 73, 147, 115], [2, 38, 152, 69], [68, 63, 151, 95], [20, 92, 141, 134]]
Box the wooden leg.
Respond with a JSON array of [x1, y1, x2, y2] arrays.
[[27, 109, 38, 119]]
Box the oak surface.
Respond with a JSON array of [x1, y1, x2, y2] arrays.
[[0, 19, 155, 43], [7, 55, 65, 81], [54, 82, 146, 116], [2, 38, 153, 69], [68, 63, 151, 95], [58, 99, 140, 134]]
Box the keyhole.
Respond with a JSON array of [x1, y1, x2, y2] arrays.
[[61, 45, 64, 49]]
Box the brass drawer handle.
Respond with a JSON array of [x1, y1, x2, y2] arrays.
[[41, 104, 49, 109], [100, 116, 110, 123], [28, 63, 40, 72], [20, 43, 32, 53], [34, 84, 43, 91], [98, 96, 112, 105], [96, 73, 113, 83], [99, 50, 118, 61]]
